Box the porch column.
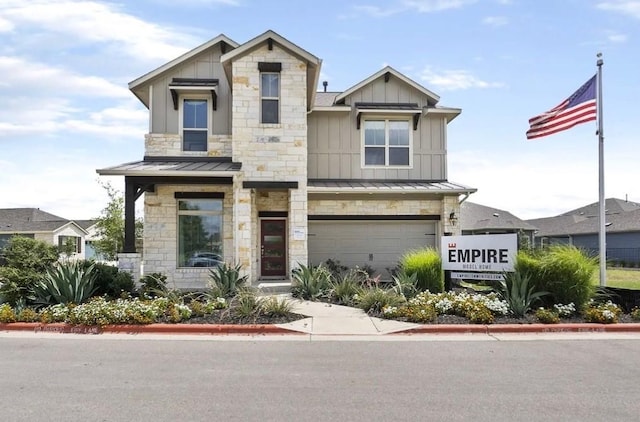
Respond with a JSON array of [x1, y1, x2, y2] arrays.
[[233, 176, 253, 281], [123, 176, 137, 253], [288, 182, 308, 271]]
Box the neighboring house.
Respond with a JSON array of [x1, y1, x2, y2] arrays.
[[527, 198, 640, 265], [97, 30, 476, 287], [0, 208, 88, 259], [459, 201, 538, 246], [74, 220, 101, 261]]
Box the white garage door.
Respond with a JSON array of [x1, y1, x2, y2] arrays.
[[308, 220, 437, 277]]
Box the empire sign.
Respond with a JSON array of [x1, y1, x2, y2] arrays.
[[441, 234, 517, 272]]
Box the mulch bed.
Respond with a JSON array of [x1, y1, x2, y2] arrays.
[[180, 309, 306, 325]]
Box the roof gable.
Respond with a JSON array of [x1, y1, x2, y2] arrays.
[[128, 34, 239, 107], [220, 30, 321, 111], [0, 208, 70, 233], [335, 66, 440, 106]]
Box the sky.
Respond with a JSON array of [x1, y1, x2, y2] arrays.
[[0, 0, 638, 221]]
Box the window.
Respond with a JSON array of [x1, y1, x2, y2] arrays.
[[58, 235, 82, 254], [178, 199, 223, 267], [363, 119, 411, 167], [261, 73, 279, 124], [182, 99, 208, 151]]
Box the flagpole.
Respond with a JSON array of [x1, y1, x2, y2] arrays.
[[597, 53, 606, 286]]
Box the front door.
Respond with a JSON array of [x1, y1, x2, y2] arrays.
[[260, 219, 287, 277]]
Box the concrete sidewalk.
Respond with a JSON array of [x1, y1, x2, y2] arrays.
[[277, 298, 421, 335]]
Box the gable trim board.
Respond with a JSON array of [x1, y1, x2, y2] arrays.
[[97, 30, 476, 287]]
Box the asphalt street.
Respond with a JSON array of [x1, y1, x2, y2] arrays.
[[1, 334, 639, 421]]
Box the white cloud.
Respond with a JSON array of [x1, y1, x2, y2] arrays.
[[148, 0, 241, 5], [420, 67, 504, 90], [347, 0, 476, 18], [1, 0, 198, 61], [0, 56, 129, 98], [482, 16, 509, 26], [597, 0, 640, 19], [0, 16, 14, 32], [607, 32, 628, 42]]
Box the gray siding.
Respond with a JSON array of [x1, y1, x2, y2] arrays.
[[308, 112, 447, 180], [149, 47, 231, 135]]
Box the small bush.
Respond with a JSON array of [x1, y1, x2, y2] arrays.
[[233, 289, 261, 318], [330, 270, 366, 305], [209, 263, 248, 298], [631, 307, 640, 321], [535, 308, 560, 324], [261, 296, 294, 317], [291, 263, 332, 300], [138, 273, 168, 298], [583, 300, 622, 324], [355, 287, 404, 315], [383, 303, 437, 323], [32, 261, 98, 306], [80, 261, 135, 298], [0, 303, 17, 323], [392, 271, 419, 300], [401, 248, 443, 293]]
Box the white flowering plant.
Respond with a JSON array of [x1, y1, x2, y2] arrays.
[[583, 300, 622, 324]]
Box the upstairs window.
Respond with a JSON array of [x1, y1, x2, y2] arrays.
[[363, 119, 411, 167], [261, 73, 280, 124], [182, 98, 208, 151]]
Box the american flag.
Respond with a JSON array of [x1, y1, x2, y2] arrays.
[[526, 75, 597, 140]]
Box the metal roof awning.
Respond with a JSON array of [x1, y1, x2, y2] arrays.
[[168, 78, 219, 111], [354, 102, 422, 129], [97, 156, 241, 177], [308, 179, 477, 194]]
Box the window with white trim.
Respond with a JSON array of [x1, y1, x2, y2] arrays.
[[177, 199, 223, 267], [363, 119, 411, 167], [181, 98, 208, 151], [58, 235, 82, 254], [260, 73, 280, 124]]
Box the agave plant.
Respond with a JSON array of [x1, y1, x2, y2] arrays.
[[291, 263, 332, 300], [209, 262, 248, 298], [31, 261, 98, 306], [497, 271, 548, 318]]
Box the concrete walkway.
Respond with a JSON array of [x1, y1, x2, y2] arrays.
[[277, 298, 420, 335]]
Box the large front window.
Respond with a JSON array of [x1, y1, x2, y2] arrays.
[[178, 199, 223, 267], [182, 99, 208, 151], [363, 119, 411, 167], [261, 73, 280, 124]]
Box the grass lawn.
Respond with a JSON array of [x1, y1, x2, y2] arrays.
[[598, 268, 640, 290]]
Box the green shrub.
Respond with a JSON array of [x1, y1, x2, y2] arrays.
[[260, 296, 294, 317], [383, 302, 437, 323], [392, 270, 419, 299], [31, 261, 98, 306], [401, 248, 443, 293], [138, 273, 168, 298], [330, 269, 366, 305], [0, 267, 42, 306], [535, 308, 560, 324], [0, 303, 16, 323], [583, 301, 622, 324], [631, 307, 640, 321], [517, 246, 596, 309], [17, 307, 39, 322], [233, 289, 261, 318], [209, 263, 248, 298], [291, 263, 332, 300], [80, 261, 134, 298], [355, 287, 404, 315], [497, 271, 548, 317]]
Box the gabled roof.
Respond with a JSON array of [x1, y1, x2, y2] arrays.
[[129, 34, 239, 108], [334, 66, 440, 106], [74, 219, 98, 230], [220, 30, 322, 111], [460, 202, 537, 232], [528, 198, 640, 237], [0, 208, 87, 234]]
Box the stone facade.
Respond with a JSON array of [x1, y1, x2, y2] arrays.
[[145, 134, 232, 157]]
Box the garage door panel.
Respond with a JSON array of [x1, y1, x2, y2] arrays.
[[308, 220, 437, 277]]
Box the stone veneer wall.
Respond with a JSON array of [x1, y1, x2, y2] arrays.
[[143, 184, 234, 289], [145, 134, 232, 157], [231, 43, 309, 280]]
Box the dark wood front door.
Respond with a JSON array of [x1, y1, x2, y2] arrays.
[[260, 219, 286, 277]]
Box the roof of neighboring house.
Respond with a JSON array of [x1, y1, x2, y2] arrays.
[[460, 202, 537, 232], [527, 198, 640, 237], [0, 208, 86, 233], [74, 220, 98, 230]]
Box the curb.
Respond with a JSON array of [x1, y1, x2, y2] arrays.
[[0, 322, 304, 335], [395, 322, 640, 334]]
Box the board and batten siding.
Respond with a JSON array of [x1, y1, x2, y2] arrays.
[[308, 111, 447, 180], [308, 76, 447, 180], [149, 47, 232, 136]]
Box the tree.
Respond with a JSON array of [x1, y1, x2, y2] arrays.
[[93, 182, 143, 261]]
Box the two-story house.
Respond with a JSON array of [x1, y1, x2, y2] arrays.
[[97, 30, 476, 288]]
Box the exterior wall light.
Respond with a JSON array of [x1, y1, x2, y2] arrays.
[[449, 211, 458, 226]]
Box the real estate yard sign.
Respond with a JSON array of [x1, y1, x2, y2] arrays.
[[441, 234, 517, 276]]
